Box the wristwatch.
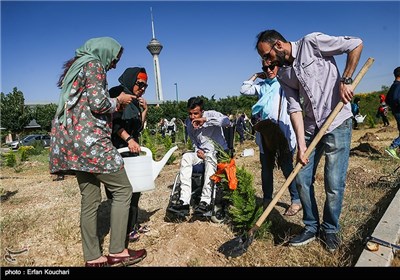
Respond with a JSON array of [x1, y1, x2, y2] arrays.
[[125, 136, 133, 143], [340, 77, 353, 85]]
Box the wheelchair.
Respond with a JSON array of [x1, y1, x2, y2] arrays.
[[165, 125, 235, 223]]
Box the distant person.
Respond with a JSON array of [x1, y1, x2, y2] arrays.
[[240, 60, 301, 215], [228, 114, 235, 126], [167, 97, 230, 216], [376, 94, 390, 127], [166, 117, 177, 142], [351, 97, 361, 129], [107, 67, 150, 244], [385, 66, 400, 159], [236, 113, 246, 145], [158, 118, 167, 137], [256, 30, 363, 253], [49, 37, 146, 267]]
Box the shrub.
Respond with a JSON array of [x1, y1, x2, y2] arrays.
[[3, 152, 16, 167], [18, 146, 35, 161], [163, 136, 176, 165], [365, 114, 376, 128], [30, 140, 45, 155]]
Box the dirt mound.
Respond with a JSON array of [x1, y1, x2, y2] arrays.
[[350, 143, 382, 157], [346, 166, 376, 187], [376, 126, 397, 133], [358, 132, 380, 142]]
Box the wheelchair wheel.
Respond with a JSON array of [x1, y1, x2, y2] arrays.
[[169, 174, 182, 204], [210, 204, 225, 224]]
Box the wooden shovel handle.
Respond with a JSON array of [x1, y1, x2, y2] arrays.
[[253, 57, 375, 229]]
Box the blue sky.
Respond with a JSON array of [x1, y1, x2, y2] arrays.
[[1, 1, 400, 104]]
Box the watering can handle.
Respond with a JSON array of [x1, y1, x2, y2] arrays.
[[117, 146, 152, 157]]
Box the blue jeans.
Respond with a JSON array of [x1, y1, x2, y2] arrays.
[[260, 151, 300, 204], [389, 112, 400, 149], [296, 118, 352, 234]]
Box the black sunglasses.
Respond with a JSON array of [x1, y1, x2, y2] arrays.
[[135, 81, 148, 89], [262, 64, 276, 72], [262, 41, 277, 61]]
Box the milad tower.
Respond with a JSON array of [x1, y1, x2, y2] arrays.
[[146, 7, 164, 102]]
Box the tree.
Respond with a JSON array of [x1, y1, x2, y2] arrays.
[[381, 85, 389, 92], [0, 87, 32, 134], [147, 105, 164, 128], [34, 104, 57, 131]]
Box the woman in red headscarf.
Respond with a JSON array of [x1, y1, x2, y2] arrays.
[[107, 67, 150, 244], [376, 94, 390, 127]]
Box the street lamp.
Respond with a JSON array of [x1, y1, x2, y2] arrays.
[[174, 83, 178, 102]]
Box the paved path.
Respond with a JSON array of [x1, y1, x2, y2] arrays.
[[355, 184, 400, 267]]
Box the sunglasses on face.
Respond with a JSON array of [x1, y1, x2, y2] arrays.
[[135, 81, 148, 89], [262, 64, 276, 72], [262, 41, 277, 61]]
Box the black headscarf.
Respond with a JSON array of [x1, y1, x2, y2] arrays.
[[117, 67, 146, 95], [112, 67, 146, 120]]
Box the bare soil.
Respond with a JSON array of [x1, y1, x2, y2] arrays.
[[1, 125, 399, 267]]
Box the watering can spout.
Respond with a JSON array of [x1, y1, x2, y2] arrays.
[[152, 146, 178, 181]]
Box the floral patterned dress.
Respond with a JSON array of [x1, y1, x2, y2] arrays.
[[49, 60, 124, 174]]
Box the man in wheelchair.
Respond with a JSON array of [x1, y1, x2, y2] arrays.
[[167, 97, 231, 218]]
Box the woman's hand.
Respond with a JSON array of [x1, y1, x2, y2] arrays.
[[256, 72, 267, 80], [138, 97, 147, 111], [127, 139, 141, 153], [116, 92, 137, 110]]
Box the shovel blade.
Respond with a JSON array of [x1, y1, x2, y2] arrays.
[[218, 233, 254, 258]]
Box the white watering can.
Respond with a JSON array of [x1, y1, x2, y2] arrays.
[[117, 146, 178, 193], [355, 114, 366, 123]]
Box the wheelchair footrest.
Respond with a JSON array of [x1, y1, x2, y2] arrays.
[[193, 210, 213, 218], [166, 206, 190, 217]]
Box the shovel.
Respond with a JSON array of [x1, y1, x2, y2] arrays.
[[218, 57, 375, 258]]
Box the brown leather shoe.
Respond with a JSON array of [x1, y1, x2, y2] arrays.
[[85, 261, 109, 267], [106, 249, 147, 267]]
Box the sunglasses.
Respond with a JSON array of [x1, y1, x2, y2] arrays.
[[135, 81, 148, 89], [262, 64, 276, 72], [262, 41, 277, 61]]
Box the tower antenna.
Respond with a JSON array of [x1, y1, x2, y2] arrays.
[[150, 7, 156, 39], [147, 7, 164, 102]]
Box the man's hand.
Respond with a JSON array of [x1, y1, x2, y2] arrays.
[[340, 83, 354, 104], [296, 144, 309, 166], [192, 117, 206, 129], [196, 150, 205, 159]]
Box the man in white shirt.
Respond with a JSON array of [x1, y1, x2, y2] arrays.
[[168, 97, 230, 216]]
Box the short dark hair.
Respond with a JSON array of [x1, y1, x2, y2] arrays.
[[394, 66, 400, 78], [255, 29, 287, 50], [187, 97, 204, 110]]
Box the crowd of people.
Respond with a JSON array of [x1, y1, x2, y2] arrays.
[[48, 32, 399, 267]]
